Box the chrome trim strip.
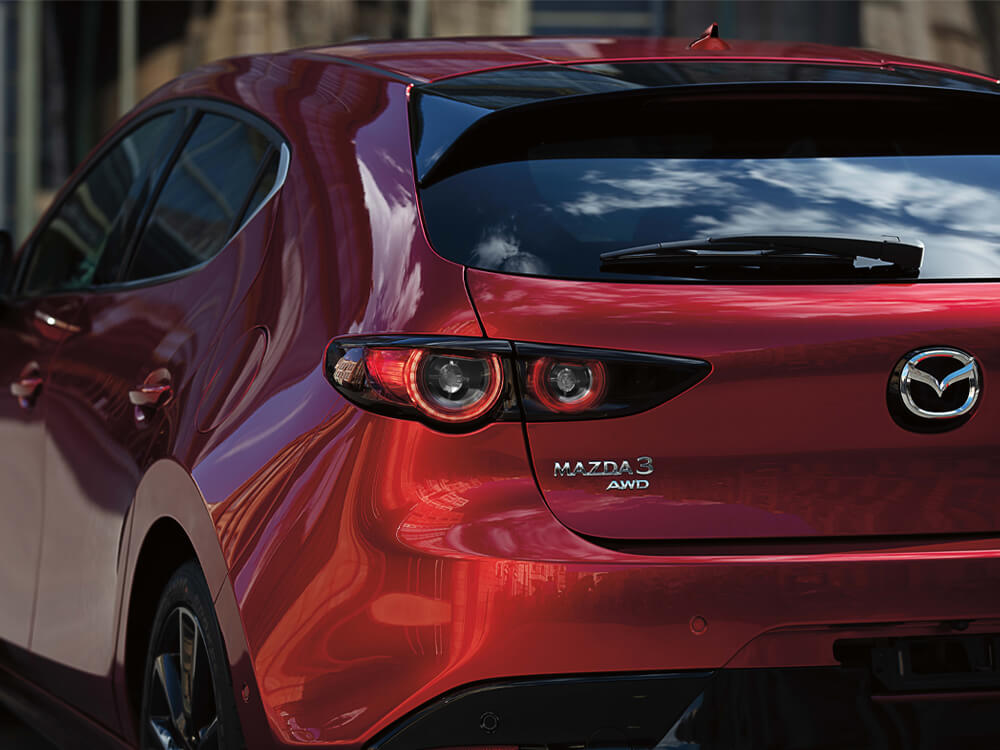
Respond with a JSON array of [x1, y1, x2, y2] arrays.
[[234, 142, 290, 237], [34, 308, 81, 333]]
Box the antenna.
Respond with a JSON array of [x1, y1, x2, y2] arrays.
[[689, 22, 731, 51]]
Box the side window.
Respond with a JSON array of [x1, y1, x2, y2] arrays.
[[127, 113, 275, 281], [21, 115, 171, 296], [241, 149, 280, 226]]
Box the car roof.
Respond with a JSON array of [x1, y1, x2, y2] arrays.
[[133, 35, 999, 139], [303, 35, 1000, 86]]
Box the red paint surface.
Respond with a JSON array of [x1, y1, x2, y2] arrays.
[[0, 38, 998, 750], [469, 270, 1000, 541]]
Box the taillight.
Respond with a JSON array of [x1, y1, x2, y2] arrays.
[[513, 342, 710, 422], [325, 336, 709, 431], [325, 338, 518, 430]]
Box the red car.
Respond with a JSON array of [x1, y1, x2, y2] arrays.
[[2, 31, 1000, 750]]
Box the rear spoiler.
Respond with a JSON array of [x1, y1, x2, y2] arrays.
[[411, 74, 1000, 188]]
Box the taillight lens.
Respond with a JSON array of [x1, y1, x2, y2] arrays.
[[406, 350, 504, 423], [527, 357, 607, 413], [325, 336, 709, 431], [325, 338, 517, 430], [513, 342, 710, 422]]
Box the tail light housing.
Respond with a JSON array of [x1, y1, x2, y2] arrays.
[[325, 336, 709, 431]]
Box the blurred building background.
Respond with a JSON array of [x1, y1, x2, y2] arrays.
[[3, 0, 1000, 243]]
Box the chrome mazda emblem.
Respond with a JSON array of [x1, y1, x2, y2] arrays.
[[888, 347, 981, 431]]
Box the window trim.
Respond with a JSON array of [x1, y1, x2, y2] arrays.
[[12, 96, 291, 300]]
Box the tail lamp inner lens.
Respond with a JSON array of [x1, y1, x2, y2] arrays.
[[406, 351, 503, 422], [327, 343, 505, 426], [365, 348, 411, 403], [528, 357, 607, 413]]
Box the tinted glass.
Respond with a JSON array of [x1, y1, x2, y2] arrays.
[[422, 155, 1000, 281], [239, 149, 279, 228], [22, 115, 170, 295], [128, 113, 272, 281], [418, 90, 1000, 282]]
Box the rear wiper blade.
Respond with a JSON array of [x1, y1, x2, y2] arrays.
[[600, 233, 924, 273]]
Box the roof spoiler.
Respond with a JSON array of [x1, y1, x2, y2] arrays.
[[411, 78, 1000, 187]]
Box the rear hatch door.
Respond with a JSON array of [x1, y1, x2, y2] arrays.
[[415, 73, 1000, 542]]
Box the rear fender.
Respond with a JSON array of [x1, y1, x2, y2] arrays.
[[113, 459, 267, 746]]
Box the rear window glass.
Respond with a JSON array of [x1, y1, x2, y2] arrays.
[[417, 87, 1000, 282]]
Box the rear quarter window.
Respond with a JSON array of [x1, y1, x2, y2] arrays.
[[127, 111, 279, 282]]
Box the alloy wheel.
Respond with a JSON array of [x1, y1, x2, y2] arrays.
[[145, 606, 220, 750]]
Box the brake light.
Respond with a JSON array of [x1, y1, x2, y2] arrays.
[[406, 350, 504, 423], [364, 348, 411, 402], [325, 336, 710, 431], [325, 338, 516, 430]]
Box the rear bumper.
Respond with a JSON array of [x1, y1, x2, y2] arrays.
[[224, 421, 1000, 748], [243, 536, 1000, 748], [369, 665, 1000, 749]]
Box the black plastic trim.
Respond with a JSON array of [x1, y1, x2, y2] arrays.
[[416, 81, 1000, 187], [334, 334, 514, 355], [366, 670, 712, 750]]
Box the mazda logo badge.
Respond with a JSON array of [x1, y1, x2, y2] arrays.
[[888, 347, 981, 432]]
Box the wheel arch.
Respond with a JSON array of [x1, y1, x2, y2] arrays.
[[115, 458, 247, 744], [122, 516, 197, 729]]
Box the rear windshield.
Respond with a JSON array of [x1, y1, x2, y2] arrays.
[[416, 85, 1000, 282]]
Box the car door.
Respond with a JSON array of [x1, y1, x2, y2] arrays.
[[29, 106, 282, 728], [0, 291, 80, 655], [0, 112, 177, 660]]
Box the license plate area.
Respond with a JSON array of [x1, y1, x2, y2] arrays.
[[836, 634, 1000, 693]]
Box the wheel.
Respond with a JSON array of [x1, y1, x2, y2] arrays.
[[140, 561, 245, 750]]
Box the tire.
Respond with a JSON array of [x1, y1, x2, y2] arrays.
[[139, 561, 246, 750]]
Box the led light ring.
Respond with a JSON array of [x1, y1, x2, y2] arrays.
[[404, 349, 504, 423], [528, 357, 607, 413]]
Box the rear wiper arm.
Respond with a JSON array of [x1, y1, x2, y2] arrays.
[[600, 233, 924, 273]]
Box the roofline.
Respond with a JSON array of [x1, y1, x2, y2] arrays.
[[293, 50, 424, 84], [304, 35, 1000, 86], [422, 54, 1000, 85]]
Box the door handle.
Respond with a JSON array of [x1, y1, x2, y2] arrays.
[[10, 362, 42, 409], [129, 368, 172, 426], [10, 376, 43, 407], [33, 308, 81, 334], [128, 383, 172, 408]]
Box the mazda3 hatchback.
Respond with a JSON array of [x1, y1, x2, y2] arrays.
[[2, 34, 1000, 750]]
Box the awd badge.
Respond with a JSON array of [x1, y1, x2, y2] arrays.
[[552, 457, 653, 491]]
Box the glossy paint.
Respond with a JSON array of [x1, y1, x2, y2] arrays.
[[469, 270, 1000, 541], [0, 295, 79, 650], [311, 35, 1000, 83], [0, 37, 998, 750]]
